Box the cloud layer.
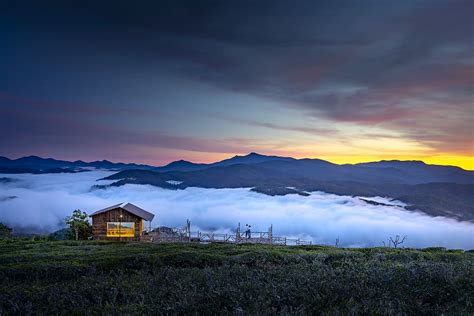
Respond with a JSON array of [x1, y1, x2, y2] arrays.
[[0, 171, 472, 249]]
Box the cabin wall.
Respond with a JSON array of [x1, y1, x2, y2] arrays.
[[91, 208, 143, 240]]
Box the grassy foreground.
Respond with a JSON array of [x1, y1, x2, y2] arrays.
[[0, 240, 472, 315]]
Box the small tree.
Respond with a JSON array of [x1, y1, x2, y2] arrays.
[[389, 235, 406, 248], [0, 223, 12, 238], [65, 210, 91, 240]]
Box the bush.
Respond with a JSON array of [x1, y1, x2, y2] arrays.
[[0, 241, 472, 314], [50, 228, 73, 240], [0, 223, 12, 238]]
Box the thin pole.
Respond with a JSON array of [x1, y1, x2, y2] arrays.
[[187, 219, 191, 242], [119, 209, 121, 241]]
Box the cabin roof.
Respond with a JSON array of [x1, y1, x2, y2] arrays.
[[90, 202, 155, 221]]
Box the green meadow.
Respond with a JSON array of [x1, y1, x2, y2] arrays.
[[0, 239, 472, 314]]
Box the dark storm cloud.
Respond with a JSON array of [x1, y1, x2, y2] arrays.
[[212, 114, 338, 137], [1, 0, 473, 157]]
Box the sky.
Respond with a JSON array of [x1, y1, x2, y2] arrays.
[[1, 0, 473, 169], [1, 171, 473, 249]]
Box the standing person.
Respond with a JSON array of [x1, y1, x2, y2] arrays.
[[245, 224, 249, 238], [248, 225, 251, 239]]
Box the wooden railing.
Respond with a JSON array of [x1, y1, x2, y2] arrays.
[[143, 229, 312, 246]]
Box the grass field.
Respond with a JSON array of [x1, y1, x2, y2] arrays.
[[0, 239, 473, 314]]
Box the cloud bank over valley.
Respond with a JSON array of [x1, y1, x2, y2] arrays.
[[0, 171, 472, 249]]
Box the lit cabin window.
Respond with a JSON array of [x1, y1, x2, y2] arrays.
[[107, 222, 135, 237]]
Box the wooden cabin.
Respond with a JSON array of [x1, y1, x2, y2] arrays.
[[90, 202, 155, 240]]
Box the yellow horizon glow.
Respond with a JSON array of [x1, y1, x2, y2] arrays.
[[140, 138, 473, 171], [310, 155, 474, 171], [268, 135, 474, 170]]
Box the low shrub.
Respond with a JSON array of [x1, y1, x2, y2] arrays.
[[0, 240, 472, 314]]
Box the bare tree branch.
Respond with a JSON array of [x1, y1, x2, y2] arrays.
[[389, 235, 407, 248]]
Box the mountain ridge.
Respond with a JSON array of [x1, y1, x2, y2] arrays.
[[99, 157, 474, 221], [2, 153, 473, 221], [1, 153, 471, 173]]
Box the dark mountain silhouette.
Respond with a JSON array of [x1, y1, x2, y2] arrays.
[[213, 152, 295, 167], [2, 153, 473, 221], [0, 155, 154, 173], [154, 152, 295, 172], [356, 160, 473, 184], [101, 157, 474, 222], [0, 152, 295, 173], [155, 160, 210, 172]]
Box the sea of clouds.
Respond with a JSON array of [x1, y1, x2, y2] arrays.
[[0, 171, 473, 249]]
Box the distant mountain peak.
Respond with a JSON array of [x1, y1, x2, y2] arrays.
[[232, 152, 270, 158], [19, 155, 47, 160], [379, 160, 426, 165], [168, 160, 194, 165], [357, 160, 432, 168]]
